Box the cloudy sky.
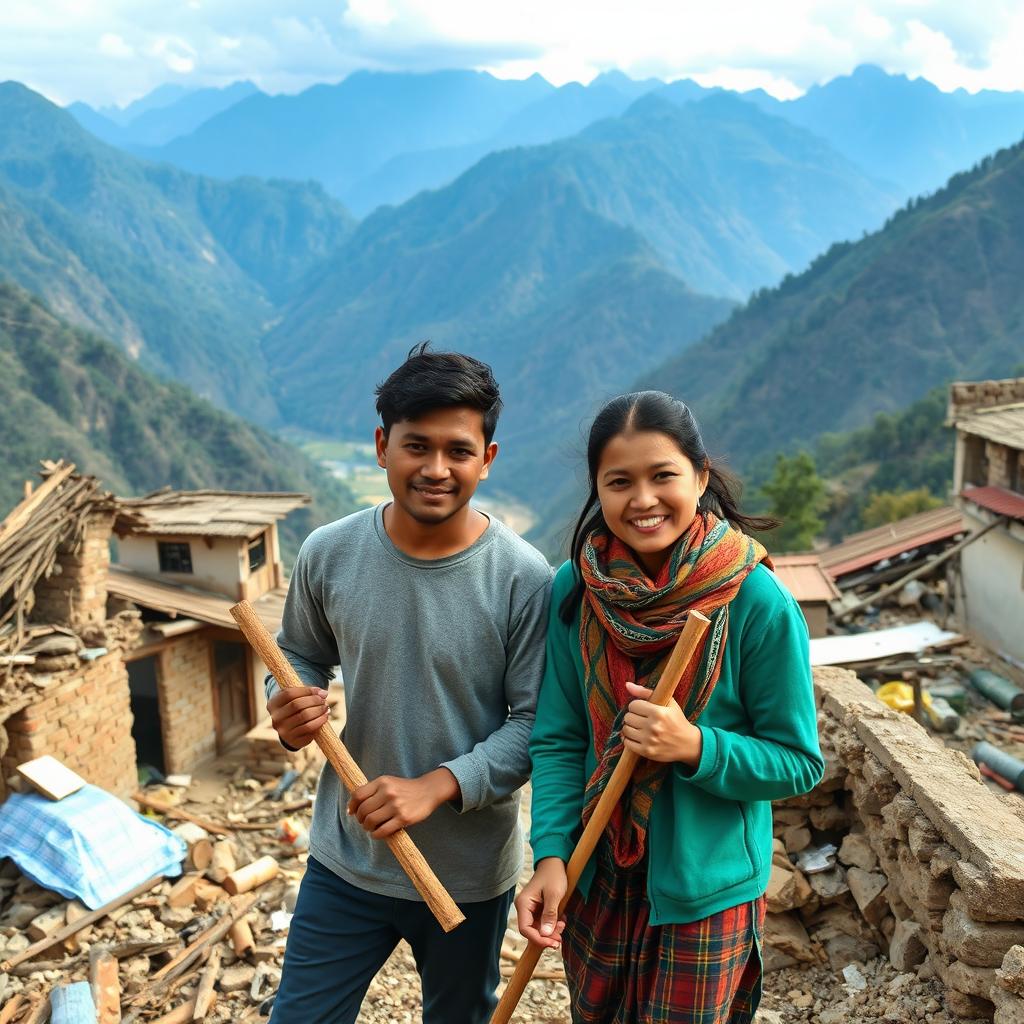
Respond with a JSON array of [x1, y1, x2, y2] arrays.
[[3, 0, 1023, 108]]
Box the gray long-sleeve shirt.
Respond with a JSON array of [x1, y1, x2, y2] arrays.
[[266, 504, 551, 902]]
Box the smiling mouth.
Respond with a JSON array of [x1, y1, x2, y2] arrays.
[[413, 485, 454, 497], [630, 515, 667, 531]]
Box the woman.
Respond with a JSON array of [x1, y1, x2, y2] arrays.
[[516, 391, 824, 1023]]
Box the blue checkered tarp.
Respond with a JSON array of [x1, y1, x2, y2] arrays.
[[0, 784, 186, 909]]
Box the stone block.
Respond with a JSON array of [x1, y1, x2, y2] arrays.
[[947, 958, 1000, 999], [945, 987, 994, 1020], [847, 867, 888, 926], [942, 893, 1024, 967], [909, 815, 943, 862], [839, 832, 878, 873], [810, 802, 851, 831], [889, 919, 927, 972], [764, 912, 819, 964], [998, 946, 1024, 998], [993, 986, 1024, 1024], [808, 865, 850, 905]]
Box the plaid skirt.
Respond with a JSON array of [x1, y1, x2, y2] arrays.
[[561, 845, 766, 1024]]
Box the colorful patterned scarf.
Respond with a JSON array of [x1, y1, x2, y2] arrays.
[[578, 512, 770, 867]]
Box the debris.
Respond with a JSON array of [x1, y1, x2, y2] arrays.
[[277, 816, 309, 851], [842, 964, 868, 991], [972, 741, 1024, 791], [88, 947, 120, 1024], [270, 910, 292, 932], [797, 843, 837, 875], [809, 621, 960, 667], [15, 755, 86, 801], [968, 666, 1024, 717], [924, 695, 960, 732], [163, 775, 192, 788], [191, 944, 221, 1019], [49, 980, 96, 1023], [224, 856, 280, 896]]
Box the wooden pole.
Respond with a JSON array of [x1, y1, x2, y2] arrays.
[[0, 874, 164, 973], [90, 947, 121, 1024], [230, 600, 465, 933], [489, 611, 711, 1024]]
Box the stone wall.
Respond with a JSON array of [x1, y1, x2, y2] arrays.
[[1, 651, 137, 798], [153, 632, 217, 775], [949, 379, 1024, 420], [773, 666, 1024, 1021]]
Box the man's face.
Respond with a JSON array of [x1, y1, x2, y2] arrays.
[[375, 406, 498, 526]]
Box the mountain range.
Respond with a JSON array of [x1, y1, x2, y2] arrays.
[[0, 81, 354, 416], [0, 281, 356, 554]]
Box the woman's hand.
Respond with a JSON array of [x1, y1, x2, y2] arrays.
[[622, 681, 703, 769], [514, 857, 568, 948]]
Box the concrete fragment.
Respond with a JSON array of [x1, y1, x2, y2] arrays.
[[888, 919, 927, 972], [838, 832, 878, 872], [847, 867, 888, 926], [218, 963, 256, 993]]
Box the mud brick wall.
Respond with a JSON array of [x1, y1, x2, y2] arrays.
[[157, 633, 216, 774], [1, 651, 137, 798], [949, 379, 1024, 419], [32, 511, 113, 630], [794, 666, 1024, 1022]]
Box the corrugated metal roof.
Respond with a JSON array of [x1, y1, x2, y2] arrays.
[[818, 506, 965, 580], [955, 402, 1024, 449], [107, 567, 287, 632], [771, 554, 841, 603], [962, 486, 1024, 521], [117, 489, 310, 539]]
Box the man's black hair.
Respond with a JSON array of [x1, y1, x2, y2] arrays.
[[375, 342, 503, 445]]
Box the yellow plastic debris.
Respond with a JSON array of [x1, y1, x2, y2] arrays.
[[876, 681, 932, 714]]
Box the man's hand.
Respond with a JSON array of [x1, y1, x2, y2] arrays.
[[348, 768, 460, 840], [267, 686, 329, 749], [622, 681, 703, 767], [514, 858, 567, 949]]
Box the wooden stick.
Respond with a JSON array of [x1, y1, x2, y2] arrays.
[[0, 995, 25, 1024], [90, 947, 121, 1024], [133, 794, 232, 836], [490, 611, 711, 1024], [191, 945, 221, 1020], [0, 875, 164, 972], [230, 599, 465, 933]]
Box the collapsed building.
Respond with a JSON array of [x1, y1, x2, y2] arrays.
[[0, 463, 313, 801]]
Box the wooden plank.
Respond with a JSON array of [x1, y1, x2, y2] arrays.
[[16, 755, 86, 801]]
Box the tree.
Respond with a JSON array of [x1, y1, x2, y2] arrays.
[[760, 452, 827, 552], [861, 488, 943, 529]]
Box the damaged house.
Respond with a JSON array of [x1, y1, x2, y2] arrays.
[[948, 377, 1024, 664], [0, 463, 310, 801]]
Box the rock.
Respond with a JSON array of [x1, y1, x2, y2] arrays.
[[764, 912, 819, 964], [992, 984, 1024, 1024], [847, 867, 888, 926], [843, 964, 868, 990], [783, 826, 812, 854], [219, 963, 257, 993], [808, 865, 850, 904], [1000, 946, 1024, 998], [839, 832, 879, 872], [761, 946, 798, 972], [824, 933, 880, 970], [766, 864, 798, 913], [942, 893, 1024, 967], [946, 958, 999, 999], [889, 920, 927, 972], [945, 987, 994, 1019], [1, 902, 44, 929]]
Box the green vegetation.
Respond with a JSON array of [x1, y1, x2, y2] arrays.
[[759, 452, 827, 552], [0, 82, 354, 419], [861, 488, 944, 528], [0, 283, 357, 559], [640, 139, 1024, 479]]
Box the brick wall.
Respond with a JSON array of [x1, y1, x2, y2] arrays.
[[2, 651, 137, 798], [32, 511, 113, 630], [155, 633, 216, 774]]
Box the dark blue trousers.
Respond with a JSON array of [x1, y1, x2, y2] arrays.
[[270, 856, 515, 1024]]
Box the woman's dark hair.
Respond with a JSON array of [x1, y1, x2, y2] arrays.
[[375, 342, 503, 445], [559, 390, 778, 622]]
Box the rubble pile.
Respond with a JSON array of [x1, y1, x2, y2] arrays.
[[0, 762, 317, 1022], [767, 664, 1024, 1022]]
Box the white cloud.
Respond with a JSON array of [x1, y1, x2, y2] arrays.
[[1, 0, 1022, 108]]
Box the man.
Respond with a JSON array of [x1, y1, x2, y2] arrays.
[[266, 344, 551, 1024]]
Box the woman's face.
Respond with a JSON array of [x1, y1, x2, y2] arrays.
[[596, 429, 709, 578]]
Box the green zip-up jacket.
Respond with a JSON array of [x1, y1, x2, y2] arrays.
[[529, 560, 824, 924]]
